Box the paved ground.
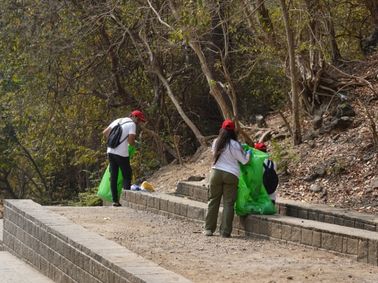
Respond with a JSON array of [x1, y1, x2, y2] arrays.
[[51, 206, 378, 283], [0, 251, 53, 283]]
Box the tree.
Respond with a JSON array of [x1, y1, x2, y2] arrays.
[[279, 0, 302, 145]]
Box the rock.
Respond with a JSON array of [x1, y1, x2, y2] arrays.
[[309, 184, 323, 193], [314, 165, 326, 177], [370, 177, 378, 190], [335, 103, 356, 118], [303, 174, 318, 182], [303, 130, 318, 141], [256, 114, 267, 128], [187, 176, 205, 181], [330, 116, 354, 130], [312, 115, 323, 130]]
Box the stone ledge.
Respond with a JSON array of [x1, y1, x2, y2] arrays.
[[177, 181, 378, 232], [123, 190, 378, 266], [3, 199, 192, 283]]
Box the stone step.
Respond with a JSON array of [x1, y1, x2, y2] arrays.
[[121, 190, 378, 266], [0, 251, 54, 283], [176, 181, 378, 232]]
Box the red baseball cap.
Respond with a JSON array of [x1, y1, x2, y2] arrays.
[[254, 142, 267, 152], [221, 119, 235, 131], [131, 110, 146, 122]]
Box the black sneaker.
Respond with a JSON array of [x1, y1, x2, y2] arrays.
[[112, 202, 122, 207]]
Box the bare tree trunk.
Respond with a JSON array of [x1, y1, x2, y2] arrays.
[[138, 33, 207, 147], [279, 0, 302, 145], [189, 40, 233, 119]]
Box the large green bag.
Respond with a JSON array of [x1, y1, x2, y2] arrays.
[[97, 145, 136, 202], [235, 146, 276, 216]]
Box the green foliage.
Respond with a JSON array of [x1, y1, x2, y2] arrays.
[[68, 187, 103, 207]]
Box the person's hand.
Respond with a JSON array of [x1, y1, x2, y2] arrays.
[[246, 149, 252, 155]]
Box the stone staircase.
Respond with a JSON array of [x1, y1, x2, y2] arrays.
[[121, 181, 378, 266]]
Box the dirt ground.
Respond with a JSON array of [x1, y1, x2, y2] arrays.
[[50, 206, 378, 283]]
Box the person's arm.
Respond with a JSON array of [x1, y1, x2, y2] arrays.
[[127, 122, 137, 146], [128, 134, 136, 146], [231, 142, 251, 165], [103, 126, 111, 139]]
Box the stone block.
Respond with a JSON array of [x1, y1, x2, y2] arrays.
[[147, 195, 155, 208], [179, 203, 188, 217], [343, 218, 355, 228], [139, 194, 147, 207], [160, 199, 168, 212], [290, 226, 301, 242], [308, 211, 318, 221], [167, 201, 175, 214], [174, 202, 181, 215], [258, 220, 269, 236], [334, 217, 344, 226], [270, 222, 282, 239], [286, 206, 298, 217], [281, 225, 291, 241], [298, 209, 309, 219], [346, 238, 358, 255], [357, 240, 368, 263], [321, 233, 334, 250], [153, 197, 160, 210], [324, 215, 335, 224], [312, 231, 321, 248], [176, 183, 189, 195], [187, 206, 204, 221], [244, 217, 257, 234], [126, 191, 135, 203], [355, 221, 364, 229], [368, 240, 378, 265], [301, 228, 313, 246], [333, 235, 343, 253], [318, 213, 325, 222]]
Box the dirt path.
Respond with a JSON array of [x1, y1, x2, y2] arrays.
[[50, 206, 378, 283]]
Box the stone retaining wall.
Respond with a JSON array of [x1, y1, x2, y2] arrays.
[[177, 181, 378, 232], [3, 199, 191, 283]]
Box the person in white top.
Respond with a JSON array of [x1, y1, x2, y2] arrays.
[[103, 110, 146, 206], [204, 119, 251, 237]]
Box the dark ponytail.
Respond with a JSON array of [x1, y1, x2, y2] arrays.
[[213, 129, 238, 164]]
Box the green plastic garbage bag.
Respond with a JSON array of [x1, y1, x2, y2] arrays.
[[97, 144, 137, 202], [235, 146, 276, 216]]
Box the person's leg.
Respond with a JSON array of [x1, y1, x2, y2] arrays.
[[220, 172, 238, 237], [117, 156, 132, 190], [205, 169, 223, 234], [108, 154, 120, 203]]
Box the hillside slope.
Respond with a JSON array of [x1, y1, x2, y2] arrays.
[[148, 55, 378, 215]]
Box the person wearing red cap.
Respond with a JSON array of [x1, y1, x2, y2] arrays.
[[103, 110, 146, 206], [254, 142, 278, 204], [204, 119, 252, 238]]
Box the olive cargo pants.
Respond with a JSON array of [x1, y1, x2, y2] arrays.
[[205, 169, 238, 236]]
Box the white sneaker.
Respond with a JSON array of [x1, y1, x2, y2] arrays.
[[204, 230, 213, 236]]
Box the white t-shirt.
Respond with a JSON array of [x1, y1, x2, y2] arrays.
[[212, 139, 249, 177], [106, 117, 136, 157]]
